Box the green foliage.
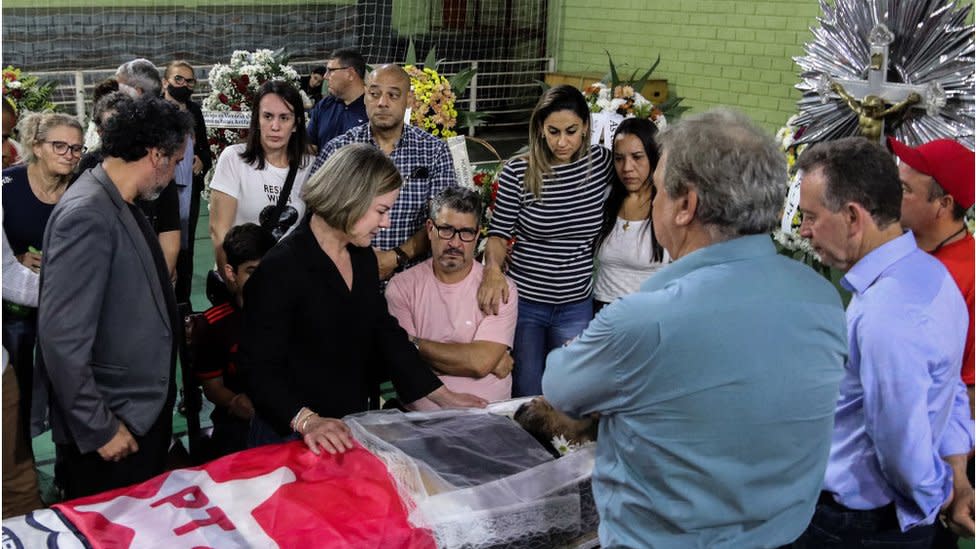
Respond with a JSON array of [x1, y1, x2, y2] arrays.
[[403, 39, 487, 131], [658, 93, 690, 121]]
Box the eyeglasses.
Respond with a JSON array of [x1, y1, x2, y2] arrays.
[[433, 223, 478, 242], [45, 141, 86, 157], [325, 65, 350, 75], [172, 75, 197, 87]]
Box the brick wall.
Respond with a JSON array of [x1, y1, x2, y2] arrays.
[[551, 0, 972, 131]]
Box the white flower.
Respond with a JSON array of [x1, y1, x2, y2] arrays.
[[281, 66, 300, 82], [773, 229, 820, 259], [550, 434, 581, 456], [252, 49, 274, 64], [608, 98, 626, 112], [7, 81, 21, 89]]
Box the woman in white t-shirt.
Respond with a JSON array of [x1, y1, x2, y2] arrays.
[[209, 80, 314, 275], [593, 118, 669, 313]]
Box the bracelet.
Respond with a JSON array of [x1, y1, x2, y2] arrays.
[[291, 407, 314, 432], [299, 412, 318, 435]]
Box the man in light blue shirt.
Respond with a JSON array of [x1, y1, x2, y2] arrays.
[[543, 109, 848, 549], [795, 137, 974, 547]]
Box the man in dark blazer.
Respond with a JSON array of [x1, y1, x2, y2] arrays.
[[37, 96, 194, 499]]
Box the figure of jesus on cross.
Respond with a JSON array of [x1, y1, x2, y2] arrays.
[[819, 23, 942, 144]]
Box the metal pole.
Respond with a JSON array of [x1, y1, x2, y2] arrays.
[[74, 71, 85, 121], [468, 61, 478, 137]]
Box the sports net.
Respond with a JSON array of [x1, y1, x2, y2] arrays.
[[2, 0, 551, 122]]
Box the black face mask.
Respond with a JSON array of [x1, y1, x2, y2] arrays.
[[167, 84, 193, 103]]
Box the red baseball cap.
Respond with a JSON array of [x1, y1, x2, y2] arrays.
[[887, 137, 975, 209]]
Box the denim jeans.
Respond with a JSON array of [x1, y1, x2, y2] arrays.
[[792, 498, 935, 549], [512, 296, 593, 397]]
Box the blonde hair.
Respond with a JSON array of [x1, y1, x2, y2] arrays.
[[19, 113, 84, 188], [523, 85, 592, 198], [301, 143, 402, 232], [164, 60, 194, 78]]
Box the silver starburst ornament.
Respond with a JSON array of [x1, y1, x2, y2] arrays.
[[792, 0, 974, 149]]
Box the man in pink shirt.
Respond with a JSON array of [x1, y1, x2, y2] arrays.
[[387, 187, 517, 410]]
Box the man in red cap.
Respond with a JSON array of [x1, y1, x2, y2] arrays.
[[888, 137, 975, 415]]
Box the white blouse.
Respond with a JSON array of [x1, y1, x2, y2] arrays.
[[593, 217, 669, 303]]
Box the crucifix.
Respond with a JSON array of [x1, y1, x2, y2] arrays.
[[816, 23, 944, 143]]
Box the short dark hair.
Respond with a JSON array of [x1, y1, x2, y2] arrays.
[[796, 137, 902, 228], [223, 223, 276, 271], [429, 186, 483, 226], [100, 96, 193, 162], [311, 65, 327, 76], [331, 48, 366, 80], [92, 92, 131, 129], [92, 78, 120, 107], [241, 80, 307, 171], [927, 180, 968, 221]]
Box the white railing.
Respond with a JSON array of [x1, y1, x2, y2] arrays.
[[31, 57, 553, 135]]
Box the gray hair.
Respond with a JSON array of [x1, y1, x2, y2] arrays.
[[301, 143, 402, 232], [428, 186, 483, 226], [116, 59, 162, 97], [656, 108, 786, 239]]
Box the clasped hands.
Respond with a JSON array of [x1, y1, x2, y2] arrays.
[[97, 422, 138, 462]]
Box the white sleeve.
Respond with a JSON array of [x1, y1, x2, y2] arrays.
[[209, 146, 244, 199], [2, 226, 39, 307]]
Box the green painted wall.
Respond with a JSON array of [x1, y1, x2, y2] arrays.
[[550, 0, 974, 131], [2, 0, 354, 7]]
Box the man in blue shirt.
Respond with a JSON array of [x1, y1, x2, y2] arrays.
[[306, 49, 367, 152], [543, 108, 848, 548], [794, 137, 974, 547], [311, 64, 456, 281]]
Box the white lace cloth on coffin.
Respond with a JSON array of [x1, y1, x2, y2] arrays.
[[345, 398, 596, 548]]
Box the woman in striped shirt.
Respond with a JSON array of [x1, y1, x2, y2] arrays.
[[477, 85, 613, 397]]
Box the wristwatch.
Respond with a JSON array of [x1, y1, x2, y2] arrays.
[[392, 246, 410, 270]]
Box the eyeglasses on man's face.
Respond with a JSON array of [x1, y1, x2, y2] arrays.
[[45, 140, 86, 157], [433, 223, 478, 242], [325, 65, 351, 75], [172, 74, 197, 87]]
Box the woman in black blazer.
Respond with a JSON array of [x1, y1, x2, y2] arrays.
[[240, 143, 486, 455]]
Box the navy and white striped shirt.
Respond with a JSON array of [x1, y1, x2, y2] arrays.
[[488, 144, 613, 303], [311, 123, 456, 254]]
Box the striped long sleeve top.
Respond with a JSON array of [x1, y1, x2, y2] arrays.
[[487, 144, 613, 303]]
